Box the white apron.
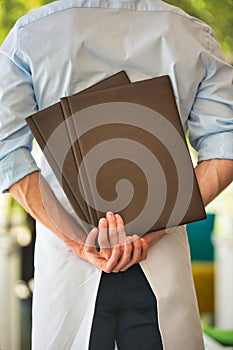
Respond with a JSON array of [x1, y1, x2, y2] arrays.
[[32, 222, 204, 350]]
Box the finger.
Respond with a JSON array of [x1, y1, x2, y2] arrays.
[[140, 237, 149, 261], [112, 237, 133, 272], [105, 244, 122, 273], [98, 218, 109, 249], [120, 236, 148, 272], [120, 235, 142, 271], [106, 212, 118, 247], [85, 227, 99, 253], [115, 213, 126, 246], [98, 217, 113, 260]]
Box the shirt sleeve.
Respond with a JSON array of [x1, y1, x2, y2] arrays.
[[188, 29, 233, 162], [0, 23, 40, 192]]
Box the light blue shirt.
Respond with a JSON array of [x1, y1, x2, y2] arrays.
[[0, 0, 233, 195]]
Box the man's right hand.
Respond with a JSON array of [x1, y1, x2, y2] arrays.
[[85, 212, 149, 273], [66, 212, 149, 273]]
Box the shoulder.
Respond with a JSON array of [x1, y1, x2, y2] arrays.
[[15, 1, 69, 29], [159, 2, 213, 34]]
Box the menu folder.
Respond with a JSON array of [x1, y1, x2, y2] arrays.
[[26, 72, 206, 236], [26, 71, 130, 232]]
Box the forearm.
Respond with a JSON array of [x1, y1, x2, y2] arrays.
[[195, 159, 233, 206], [143, 229, 167, 249], [9, 171, 86, 246]]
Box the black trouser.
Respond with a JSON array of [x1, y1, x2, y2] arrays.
[[89, 264, 163, 350]]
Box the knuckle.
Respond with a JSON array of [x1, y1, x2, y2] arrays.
[[124, 256, 131, 264], [119, 227, 126, 236], [99, 249, 105, 256], [85, 245, 92, 253], [131, 256, 140, 264], [108, 228, 115, 235]]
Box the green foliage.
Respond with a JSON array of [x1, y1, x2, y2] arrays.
[[0, 0, 232, 62], [0, 0, 52, 44], [166, 0, 233, 62]]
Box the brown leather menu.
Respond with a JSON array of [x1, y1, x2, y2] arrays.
[[26, 73, 206, 236], [61, 75, 206, 235], [26, 71, 130, 231]]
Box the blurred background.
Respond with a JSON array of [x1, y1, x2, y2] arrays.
[[0, 1, 233, 349]]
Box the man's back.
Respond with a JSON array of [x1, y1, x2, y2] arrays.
[[2, 0, 216, 112], [2, 0, 230, 201]]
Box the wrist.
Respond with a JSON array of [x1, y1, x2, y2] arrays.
[[143, 229, 167, 248]]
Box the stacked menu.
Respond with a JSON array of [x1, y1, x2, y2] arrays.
[[26, 71, 206, 236]]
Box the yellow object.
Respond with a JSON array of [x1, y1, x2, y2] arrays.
[[192, 262, 215, 314]]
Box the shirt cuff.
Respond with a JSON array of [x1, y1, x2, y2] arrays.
[[0, 148, 40, 192], [198, 132, 233, 163]]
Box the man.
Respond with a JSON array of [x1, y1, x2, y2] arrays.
[[0, 0, 233, 349]]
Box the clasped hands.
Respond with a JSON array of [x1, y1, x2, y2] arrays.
[[79, 212, 148, 273]]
